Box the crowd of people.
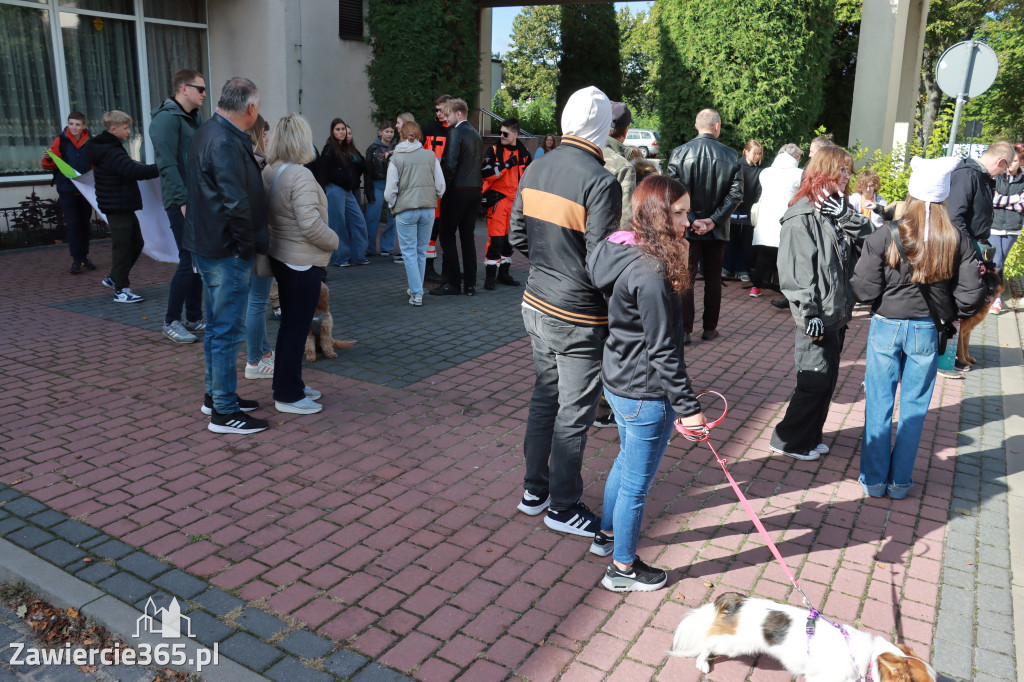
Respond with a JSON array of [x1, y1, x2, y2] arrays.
[[40, 73, 1022, 593]]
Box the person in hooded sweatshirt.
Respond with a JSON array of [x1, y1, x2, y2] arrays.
[[586, 174, 705, 592], [87, 110, 159, 304], [42, 110, 93, 275], [509, 86, 622, 539]]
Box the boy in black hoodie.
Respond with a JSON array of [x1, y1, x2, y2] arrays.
[[86, 110, 159, 303]]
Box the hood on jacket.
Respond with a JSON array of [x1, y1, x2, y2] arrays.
[[395, 140, 424, 153], [151, 97, 200, 121], [771, 152, 800, 170], [588, 235, 644, 295], [561, 86, 612, 149], [89, 130, 122, 148]]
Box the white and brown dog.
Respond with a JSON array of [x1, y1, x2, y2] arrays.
[[670, 592, 936, 682], [305, 282, 356, 362]]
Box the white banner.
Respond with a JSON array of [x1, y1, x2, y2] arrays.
[[71, 171, 178, 263]]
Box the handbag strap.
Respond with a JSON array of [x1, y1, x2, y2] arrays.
[[268, 162, 292, 201], [887, 221, 947, 328]]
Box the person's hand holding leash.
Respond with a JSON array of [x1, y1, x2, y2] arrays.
[[804, 317, 824, 340], [676, 412, 708, 441]]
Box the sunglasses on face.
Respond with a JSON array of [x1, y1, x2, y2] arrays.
[[186, 83, 206, 94], [500, 131, 511, 137]]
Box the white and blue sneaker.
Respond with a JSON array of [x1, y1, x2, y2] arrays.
[[113, 288, 143, 303], [101, 276, 115, 289], [275, 396, 323, 415], [517, 491, 550, 516], [544, 502, 600, 537]]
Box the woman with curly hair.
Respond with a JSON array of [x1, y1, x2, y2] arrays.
[[586, 175, 706, 592]]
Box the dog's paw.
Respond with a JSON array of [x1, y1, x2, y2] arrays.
[[967, 356, 977, 365], [305, 352, 317, 363], [322, 350, 337, 359]]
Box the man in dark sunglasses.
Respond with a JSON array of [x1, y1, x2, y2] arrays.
[[150, 68, 207, 345]]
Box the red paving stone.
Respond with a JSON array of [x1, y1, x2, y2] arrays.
[[0, 243, 966, 679]]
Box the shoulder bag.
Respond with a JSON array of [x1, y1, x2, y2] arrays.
[[886, 222, 957, 354], [254, 163, 292, 277]]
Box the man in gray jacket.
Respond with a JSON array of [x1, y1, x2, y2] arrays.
[[150, 68, 205, 344], [667, 109, 742, 343]]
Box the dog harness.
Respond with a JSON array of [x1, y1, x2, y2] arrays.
[[805, 608, 870, 681]]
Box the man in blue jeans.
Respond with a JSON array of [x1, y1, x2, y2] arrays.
[[151, 68, 206, 344], [184, 77, 269, 434]]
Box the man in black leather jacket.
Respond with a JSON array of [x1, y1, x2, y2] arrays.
[[667, 109, 742, 343], [431, 98, 483, 296], [184, 76, 270, 435]]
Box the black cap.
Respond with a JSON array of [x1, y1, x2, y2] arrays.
[[610, 102, 632, 128]]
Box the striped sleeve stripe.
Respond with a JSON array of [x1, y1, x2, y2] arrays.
[[521, 187, 586, 234], [523, 291, 608, 326]]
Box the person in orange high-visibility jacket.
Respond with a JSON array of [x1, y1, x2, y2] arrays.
[[481, 117, 531, 290], [420, 94, 451, 284]]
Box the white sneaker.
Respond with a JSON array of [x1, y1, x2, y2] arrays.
[[814, 443, 830, 454], [304, 386, 322, 400], [769, 444, 820, 461], [113, 288, 143, 303], [163, 320, 197, 344], [275, 396, 323, 414], [245, 353, 275, 379], [409, 294, 422, 306]]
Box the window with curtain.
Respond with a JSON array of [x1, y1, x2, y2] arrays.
[[0, 5, 60, 175], [143, 0, 204, 23], [145, 22, 209, 119], [61, 11, 142, 157]]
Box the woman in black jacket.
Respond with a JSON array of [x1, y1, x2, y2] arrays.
[[320, 119, 370, 266], [851, 156, 985, 499], [723, 139, 763, 285], [990, 144, 1024, 312], [364, 121, 397, 258], [586, 175, 705, 593]]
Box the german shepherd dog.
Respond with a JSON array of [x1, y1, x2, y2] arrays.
[[956, 261, 1004, 368]]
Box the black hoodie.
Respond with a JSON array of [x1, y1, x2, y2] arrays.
[[587, 235, 701, 418]]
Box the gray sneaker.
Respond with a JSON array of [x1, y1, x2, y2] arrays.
[[163, 320, 197, 344], [183, 318, 206, 333]]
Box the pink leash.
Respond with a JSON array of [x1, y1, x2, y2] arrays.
[[676, 392, 866, 679]]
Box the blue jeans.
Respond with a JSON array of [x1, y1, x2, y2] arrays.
[[396, 207, 433, 295], [164, 206, 203, 325], [193, 254, 253, 414], [860, 316, 938, 498], [326, 184, 369, 265], [246, 275, 273, 364], [364, 179, 397, 254], [600, 392, 676, 565], [521, 306, 607, 511]]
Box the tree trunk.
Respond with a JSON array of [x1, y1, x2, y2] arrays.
[[919, 51, 945, 150]]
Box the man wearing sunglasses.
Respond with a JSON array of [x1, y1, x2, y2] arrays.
[[150, 69, 207, 345], [480, 117, 530, 290]]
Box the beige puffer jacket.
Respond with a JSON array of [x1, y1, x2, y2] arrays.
[[261, 161, 338, 267]]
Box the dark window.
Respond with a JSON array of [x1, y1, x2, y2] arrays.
[[339, 0, 363, 40]]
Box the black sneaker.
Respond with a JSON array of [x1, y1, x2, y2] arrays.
[[208, 410, 269, 434], [590, 530, 613, 557], [516, 490, 550, 516], [69, 261, 83, 275], [770, 298, 789, 309], [201, 393, 259, 416], [544, 502, 600, 537], [82, 258, 97, 271], [429, 283, 462, 296], [600, 558, 667, 592]]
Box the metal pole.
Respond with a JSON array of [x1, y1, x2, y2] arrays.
[[947, 39, 977, 157]]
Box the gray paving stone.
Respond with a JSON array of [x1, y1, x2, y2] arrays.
[[236, 608, 288, 639], [975, 650, 1016, 679], [324, 650, 369, 678], [134, 591, 191, 614], [26, 510, 67, 528], [945, 530, 977, 553], [932, 639, 974, 680], [98, 572, 155, 604], [153, 569, 207, 600], [34, 539, 86, 567], [220, 632, 283, 672], [978, 605, 1014, 633], [4, 526, 54, 550], [978, 523, 1009, 547], [75, 563, 119, 583], [976, 626, 1015, 652], [2, 497, 46, 517], [102, 665, 151, 682], [264, 657, 333, 682], [91, 539, 134, 560], [943, 547, 975, 568], [980, 546, 1010, 568], [940, 567, 975, 590], [278, 629, 333, 659], [184, 609, 235, 648], [51, 520, 102, 545], [352, 662, 414, 681], [0, 510, 8, 521], [0, 488, 22, 503], [976, 563, 1011, 589], [975, 673, 1013, 682], [194, 588, 244, 617], [116, 552, 170, 580], [0, 518, 26, 535], [976, 584, 1012, 615]]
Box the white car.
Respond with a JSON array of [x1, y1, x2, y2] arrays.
[[624, 128, 660, 158]]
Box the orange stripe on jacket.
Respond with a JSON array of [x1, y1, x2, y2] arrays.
[[520, 188, 586, 234]]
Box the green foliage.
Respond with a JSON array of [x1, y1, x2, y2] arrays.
[[557, 4, 622, 125], [502, 5, 561, 102], [817, 0, 861, 145], [656, 0, 838, 153], [1004, 230, 1024, 278], [365, 0, 480, 125], [618, 7, 659, 119], [960, 6, 1024, 141], [490, 89, 556, 136]]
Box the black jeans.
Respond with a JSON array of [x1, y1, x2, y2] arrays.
[[751, 246, 779, 290], [58, 192, 92, 263], [521, 306, 607, 510], [107, 213, 143, 290], [164, 206, 204, 325], [722, 222, 754, 276], [683, 239, 726, 334], [440, 188, 480, 288], [270, 258, 323, 404], [770, 325, 847, 453]]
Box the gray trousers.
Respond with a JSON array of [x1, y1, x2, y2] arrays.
[[521, 306, 607, 511]]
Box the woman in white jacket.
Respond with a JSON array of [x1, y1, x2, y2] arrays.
[[752, 143, 803, 308], [384, 120, 446, 306]]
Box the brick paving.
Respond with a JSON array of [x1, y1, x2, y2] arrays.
[[0, 234, 1016, 680]]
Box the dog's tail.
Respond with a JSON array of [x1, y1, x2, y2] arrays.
[[332, 340, 357, 349], [668, 602, 718, 658]]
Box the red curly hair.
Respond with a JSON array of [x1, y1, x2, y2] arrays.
[[790, 145, 854, 207]]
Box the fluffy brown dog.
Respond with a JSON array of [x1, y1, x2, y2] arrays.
[[957, 261, 1004, 368], [305, 282, 356, 362]]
